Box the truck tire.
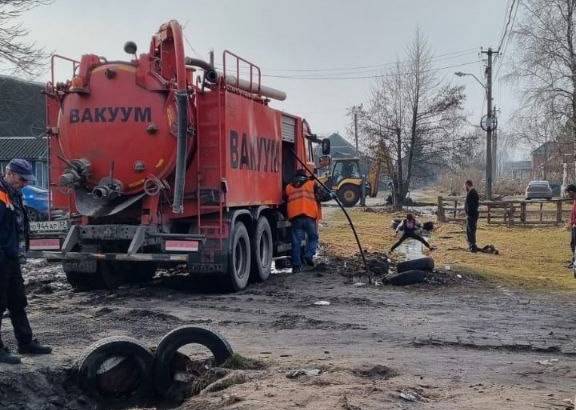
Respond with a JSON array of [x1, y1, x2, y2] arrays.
[[77, 336, 154, 406], [250, 216, 273, 282], [337, 184, 360, 207], [385, 269, 428, 286], [64, 261, 125, 291], [64, 269, 105, 291], [396, 257, 434, 273], [121, 262, 157, 284], [226, 221, 251, 291], [153, 326, 233, 400]]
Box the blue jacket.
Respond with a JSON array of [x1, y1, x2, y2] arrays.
[[0, 178, 28, 260]]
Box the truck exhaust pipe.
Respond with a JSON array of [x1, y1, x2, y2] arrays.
[[172, 91, 188, 214]]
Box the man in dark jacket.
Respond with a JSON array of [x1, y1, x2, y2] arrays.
[[464, 180, 480, 252], [0, 159, 52, 364]]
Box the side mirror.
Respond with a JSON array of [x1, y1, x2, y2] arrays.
[[321, 138, 331, 155], [319, 155, 331, 169]]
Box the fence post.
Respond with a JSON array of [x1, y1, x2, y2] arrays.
[[453, 199, 457, 219], [520, 202, 526, 223], [557, 200, 562, 225], [540, 202, 543, 222], [437, 196, 446, 222], [487, 204, 491, 224]]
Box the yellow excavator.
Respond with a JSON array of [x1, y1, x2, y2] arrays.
[[317, 157, 381, 207]]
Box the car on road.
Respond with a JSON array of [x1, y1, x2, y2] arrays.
[[22, 185, 49, 221], [525, 180, 553, 200]]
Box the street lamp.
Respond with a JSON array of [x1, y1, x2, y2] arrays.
[[454, 71, 486, 89], [454, 70, 496, 200]]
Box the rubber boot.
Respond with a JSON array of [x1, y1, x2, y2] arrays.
[[18, 339, 52, 355], [0, 346, 21, 364]]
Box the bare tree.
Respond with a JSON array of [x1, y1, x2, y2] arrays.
[[0, 0, 50, 76], [510, 0, 576, 175], [355, 30, 466, 207]]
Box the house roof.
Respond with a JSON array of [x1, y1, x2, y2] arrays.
[[0, 137, 48, 160], [505, 160, 532, 170], [326, 132, 357, 157], [0, 75, 45, 136]]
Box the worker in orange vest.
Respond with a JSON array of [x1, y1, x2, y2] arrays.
[[285, 169, 333, 272]]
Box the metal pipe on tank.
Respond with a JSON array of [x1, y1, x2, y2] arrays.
[[220, 73, 287, 101], [172, 91, 188, 214]]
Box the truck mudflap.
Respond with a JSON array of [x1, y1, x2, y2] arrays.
[[26, 251, 189, 263]]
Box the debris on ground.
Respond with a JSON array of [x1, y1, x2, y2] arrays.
[[286, 368, 322, 378], [352, 364, 399, 380], [313, 300, 331, 306]]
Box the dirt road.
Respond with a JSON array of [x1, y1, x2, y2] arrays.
[[1, 253, 575, 409]]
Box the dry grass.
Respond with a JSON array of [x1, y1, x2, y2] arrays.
[[320, 208, 576, 291]]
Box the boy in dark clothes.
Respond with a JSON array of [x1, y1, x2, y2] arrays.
[[390, 213, 435, 252]]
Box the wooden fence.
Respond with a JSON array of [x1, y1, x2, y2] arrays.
[[437, 196, 573, 226]]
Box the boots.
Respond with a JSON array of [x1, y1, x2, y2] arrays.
[[18, 339, 52, 355], [0, 346, 21, 364]]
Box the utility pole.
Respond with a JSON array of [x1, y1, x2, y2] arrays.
[[481, 47, 498, 200], [353, 109, 359, 157], [492, 106, 498, 179]]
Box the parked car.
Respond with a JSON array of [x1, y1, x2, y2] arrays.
[[525, 180, 553, 200], [22, 185, 49, 221]]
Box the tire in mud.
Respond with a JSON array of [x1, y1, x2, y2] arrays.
[[396, 257, 434, 273], [385, 269, 428, 286], [250, 216, 273, 282], [77, 336, 154, 406], [337, 184, 361, 207], [225, 221, 251, 291], [63, 261, 125, 291], [153, 326, 233, 401]]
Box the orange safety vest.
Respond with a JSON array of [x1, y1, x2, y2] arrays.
[[286, 180, 319, 220], [0, 190, 13, 209]]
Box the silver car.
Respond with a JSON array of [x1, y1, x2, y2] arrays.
[[525, 180, 553, 200]]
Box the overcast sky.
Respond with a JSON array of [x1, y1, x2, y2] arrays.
[[15, 0, 521, 155]]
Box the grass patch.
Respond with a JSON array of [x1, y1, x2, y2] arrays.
[[221, 353, 267, 370], [320, 208, 576, 291]]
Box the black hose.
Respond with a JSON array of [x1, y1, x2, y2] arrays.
[[172, 91, 188, 214], [290, 150, 368, 270]]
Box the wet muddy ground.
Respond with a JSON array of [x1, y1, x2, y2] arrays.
[[1, 254, 575, 409]]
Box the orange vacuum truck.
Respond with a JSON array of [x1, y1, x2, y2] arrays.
[[29, 20, 331, 291]]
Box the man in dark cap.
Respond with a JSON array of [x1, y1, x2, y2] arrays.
[[0, 159, 52, 364]]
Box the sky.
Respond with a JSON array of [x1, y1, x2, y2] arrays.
[[12, 0, 522, 156]]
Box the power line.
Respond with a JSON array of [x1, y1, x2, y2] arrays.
[[212, 47, 479, 77], [496, 0, 518, 53], [259, 60, 482, 80]]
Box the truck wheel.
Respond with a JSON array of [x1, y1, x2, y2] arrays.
[[64, 269, 105, 291], [337, 184, 360, 207], [250, 216, 273, 282], [122, 262, 157, 284], [25, 206, 41, 221], [226, 221, 251, 291]]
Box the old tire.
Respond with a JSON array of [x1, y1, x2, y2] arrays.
[[77, 336, 154, 405], [337, 184, 360, 207], [386, 269, 428, 286], [251, 216, 273, 282], [226, 221, 251, 291], [396, 257, 434, 273], [153, 326, 233, 400]]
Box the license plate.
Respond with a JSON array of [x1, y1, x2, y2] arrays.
[[30, 220, 70, 233]]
